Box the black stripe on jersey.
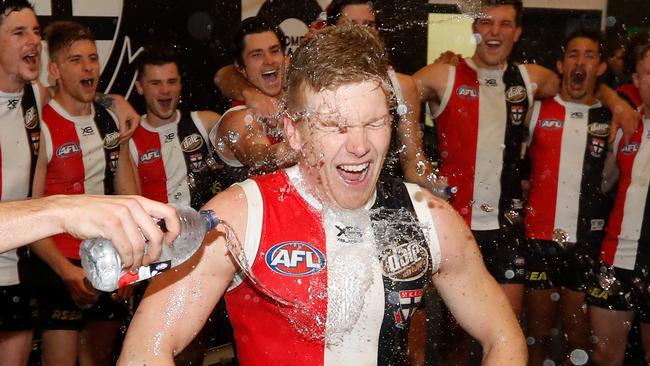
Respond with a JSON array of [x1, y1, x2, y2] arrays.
[[371, 177, 433, 366], [93, 102, 121, 195], [576, 107, 612, 246], [499, 63, 529, 227], [22, 83, 40, 197], [635, 172, 650, 272]]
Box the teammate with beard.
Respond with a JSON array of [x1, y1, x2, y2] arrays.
[[523, 29, 611, 365], [211, 16, 298, 175], [27, 22, 138, 366], [119, 24, 526, 366]]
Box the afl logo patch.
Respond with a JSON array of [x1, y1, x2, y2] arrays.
[[380, 243, 429, 282], [505, 85, 527, 103], [588, 123, 610, 138], [540, 119, 563, 130], [24, 106, 38, 129], [621, 143, 640, 155], [181, 133, 203, 152], [56, 142, 81, 157], [104, 132, 120, 149], [265, 241, 326, 277], [456, 85, 478, 99], [139, 149, 161, 163]]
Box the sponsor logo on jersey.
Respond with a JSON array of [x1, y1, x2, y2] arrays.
[[456, 85, 478, 99], [265, 241, 326, 277], [30, 132, 40, 155], [181, 133, 204, 152], [139, 149, 162, 163], [540, 119, 563, 130], [56, 142, 81, 157], [391, 289, 424, 329], [590, 219, 605, 231], [104, 132, 120, 149], [335, 225, 363, 244], [590, 137, 606, 158], [505, 85, 527, 103], [81, 126, 95, 137], [189, 153, 206, 172], [109, 151, 120, 172], [526, 271, 548, 281], [7, 99, 19, 109], [621, 143, 640, 155], [510, 105, 524, 125], [24, 106, 38, 129], [484, 78, 498, 87], [164, 133, 175, 143], [380, 242, 429, 281], [588, 123, 610, 137], [570, 111, 584, 119]]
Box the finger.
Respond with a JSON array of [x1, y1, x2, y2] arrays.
[[116, 205, 149, 271], [126, 197, 173, 265], [609, 122, 618, 144], [132, 197, 180, 247]]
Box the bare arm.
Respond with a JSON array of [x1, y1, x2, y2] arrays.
[[196, 110, 222, 134], [598, 83, 640, 142], [219, 109, 298, 173], [412, 62, 450, 114], [114, 142, 140, 195], [96, 93, 141, 143], [526, 64, 560, 99], [119, 186, 243, 365], [425, 190, 526, 364], [214, 64, 279, 117]]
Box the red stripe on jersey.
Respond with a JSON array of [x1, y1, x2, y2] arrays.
[[435, 60, 479, 226], [42, 104, 86, 258], [525, 98, 565, 239], [601, 125, 645, 265], [225, 171, 327, 365], [617, 83, 642, 108], [131, 126, 168, 203]]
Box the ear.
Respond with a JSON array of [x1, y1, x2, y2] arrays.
[[47, 61, 60, 81], [556, 59, 564, 75], [513, 26, 522, 43], [235, 61, 247, 79], [284, 113, 304, 152], [596, 61, 607, 77], [135, 80, 144, 95]]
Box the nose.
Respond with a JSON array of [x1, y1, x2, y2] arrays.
[[27, 30, 40, 47], [345, 126, 371, 158], [263, 51, 274, 65]]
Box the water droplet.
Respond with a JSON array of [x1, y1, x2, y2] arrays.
[[504, 270, 515, 279], [526, 336, 536, 345], [569, 349, 589, 365], [550, 292, 560, 301]]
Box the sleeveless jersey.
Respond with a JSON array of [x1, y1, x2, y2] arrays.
[[130, 110, 223, 209], [601, 118, 650, 270], [41, 100, 120, 259], [225, 166, 441, 366], [381, 68, 407, 178], [617, 83, 642, 108], [433, 58, 533, 230], [0, 82, 41, 285], [525, 95, 611, 245]]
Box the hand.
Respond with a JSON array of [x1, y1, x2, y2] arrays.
[[610, 102, 641, 144], [434, 51, 461, 66], [59, 263, 98, 306], [110, 94, 141, 143], [111, 284, 134, 302], [55, 195, 181, 272], [242, 87, 280, 118]]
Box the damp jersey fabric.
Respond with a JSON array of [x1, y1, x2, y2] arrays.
[[0, 82, 41, 285], [224, 166, 442, 366], [129, 110, 223, 209], [601, 118, 650, 270], [525, 95, 612, 246], [433, 58, 533, 230], [40, 100, 120, 259]]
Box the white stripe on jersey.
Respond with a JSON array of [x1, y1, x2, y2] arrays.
[[614, 119, 650, 269], [471, 60, 507, 230], [405, 183, 442, 274], [554, 98, 590, 241]]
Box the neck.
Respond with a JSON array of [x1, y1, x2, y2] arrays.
[[146, 110, 178, 127], [54, 92, 92, 116], [559, 89, 598, 106], [470, 54, 505, 70], [0, 73, 27, 94]]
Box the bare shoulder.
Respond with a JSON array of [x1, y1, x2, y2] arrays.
[[195, 110, 221, 131], [412, 62, 451, 100]]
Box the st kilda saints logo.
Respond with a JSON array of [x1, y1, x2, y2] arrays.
[[35, 1, 142, 98]]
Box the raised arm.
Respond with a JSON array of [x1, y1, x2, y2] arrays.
[[412, 62, 450, 114], [526, 63, 560, 99], [425, 190, 527, 365], [214, 64, 279, 117], [598, 83, 640, 142], [119, 186, 243, 365]]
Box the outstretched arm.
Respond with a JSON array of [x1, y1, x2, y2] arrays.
[[119, 186, 243, 365], [424, 190, 527, 365]]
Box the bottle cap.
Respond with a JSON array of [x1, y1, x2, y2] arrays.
[[200, 210, 219, 231]]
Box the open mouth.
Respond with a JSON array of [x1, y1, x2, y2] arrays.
[[485, 40, 502, 50], [157, 98, 173, 109], [80, 78, 95, 88], [22, 52, 37, 65], [261, 69, 278, 83], [570, 69, 586, 85], [337, 162, 370, 185]]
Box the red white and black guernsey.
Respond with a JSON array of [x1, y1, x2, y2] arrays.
[[433, 58, 533, 230], [601, 118, 650, 270], [525, 95, 612, 245], [41, 100, 121, 259], [0, 82, 41, 286], [225, 166, 441, 366], [129, 110, 222, 209]]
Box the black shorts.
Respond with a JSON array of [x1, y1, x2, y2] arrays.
[[0, 284, 37, 331], [586, 264, 650, 324], [524, 240, 599, 291], [19, 254, 128, 330], [473, 225, 525, 284]]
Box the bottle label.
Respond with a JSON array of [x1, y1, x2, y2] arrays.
[[117, 259, 173, 288]]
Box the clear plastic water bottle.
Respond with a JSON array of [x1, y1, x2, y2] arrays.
[[80, 207, 219, 292], [427, 172, 458, 200]]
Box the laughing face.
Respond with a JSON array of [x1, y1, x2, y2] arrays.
[[286, 80, 391, 210], [337, 4, 376, 29], [472, 5, 521, 69], [239, 31, 285, 98], [557, 37, 605, 103], [136, 62, 182, 125], [49, 39, 100, 105], [0, 8, 41, 92]]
